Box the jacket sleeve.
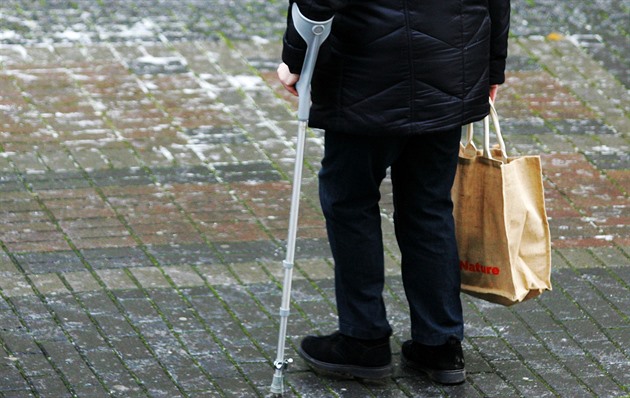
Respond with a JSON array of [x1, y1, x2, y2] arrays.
[[281, 0, 345, 74], [488, 0, 511, 85]]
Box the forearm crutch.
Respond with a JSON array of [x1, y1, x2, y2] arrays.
[[270, 4, 333, 395]]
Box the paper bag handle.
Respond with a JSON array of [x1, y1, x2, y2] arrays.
[[462, 100, 508, 163]]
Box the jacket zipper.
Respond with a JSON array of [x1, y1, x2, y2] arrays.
[[402, 0, 414, 130]]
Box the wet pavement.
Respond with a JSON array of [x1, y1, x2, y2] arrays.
[[0, 1, 628, 397]]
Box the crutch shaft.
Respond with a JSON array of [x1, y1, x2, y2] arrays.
[[270, 4, 333, 395]]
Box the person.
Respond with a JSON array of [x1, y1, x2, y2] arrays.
[[277, 0, 510, 385]]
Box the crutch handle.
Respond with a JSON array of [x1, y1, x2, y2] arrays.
[[291, 3, 333, 121]]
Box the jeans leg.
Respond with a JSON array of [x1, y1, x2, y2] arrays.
[[391, 127, 464, 345], [318, 131, 399, 340]]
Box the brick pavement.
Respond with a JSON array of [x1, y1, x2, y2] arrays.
[[0, 1, 628, 397]]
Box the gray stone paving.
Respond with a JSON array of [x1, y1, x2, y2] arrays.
[[0, 1, 628, 397]]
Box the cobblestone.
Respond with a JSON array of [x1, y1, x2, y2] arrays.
[[0, 1, 628, 397]]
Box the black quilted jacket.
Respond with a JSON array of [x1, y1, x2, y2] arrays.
[[282, 0, 510, 135]]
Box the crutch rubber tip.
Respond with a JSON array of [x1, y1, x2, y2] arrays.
[[270, 374, 284, 395]]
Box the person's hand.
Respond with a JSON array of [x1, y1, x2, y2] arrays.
[[277, 62, 300, 96], [489, 84, 499, 103]]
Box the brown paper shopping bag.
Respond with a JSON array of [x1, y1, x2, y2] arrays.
[[452, 103, 552, 306]]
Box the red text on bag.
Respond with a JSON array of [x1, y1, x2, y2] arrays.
[[460, 260, 500, 275]]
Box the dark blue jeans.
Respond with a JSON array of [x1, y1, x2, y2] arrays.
[[318, 127, 464, 345]]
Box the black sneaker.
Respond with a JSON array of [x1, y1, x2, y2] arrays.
[[298, 331, 393, 379], [401, 336, 466, 385]]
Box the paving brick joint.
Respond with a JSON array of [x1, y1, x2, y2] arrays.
[[0, 1, 628, 397]]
